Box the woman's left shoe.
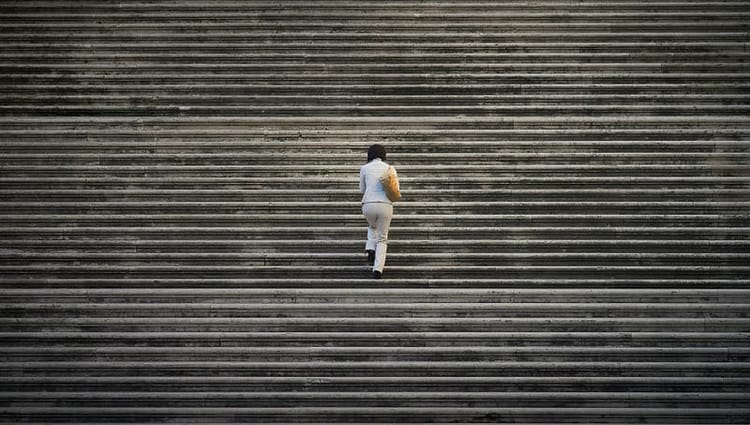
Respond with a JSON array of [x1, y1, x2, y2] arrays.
[[366, 250, 375, 266], [373, 271, 382, 279]]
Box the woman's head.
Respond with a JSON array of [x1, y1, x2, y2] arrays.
[[367, 144, 387, 162]]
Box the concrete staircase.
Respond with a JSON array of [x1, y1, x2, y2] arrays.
[[1, 1, 749, 423]]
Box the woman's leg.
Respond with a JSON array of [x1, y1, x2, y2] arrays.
[[366, 223, 376, 253], [363, 203, 393, 274], [365, 223, 376, 265]]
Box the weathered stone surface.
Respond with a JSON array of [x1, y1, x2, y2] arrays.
[[1, 0, 749, 422]]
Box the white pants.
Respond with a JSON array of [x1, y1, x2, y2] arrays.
[[362, 202, 393, 273]]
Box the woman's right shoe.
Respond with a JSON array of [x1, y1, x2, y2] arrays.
[[366, 250, 375, 266], [373, 271, 382, 279]]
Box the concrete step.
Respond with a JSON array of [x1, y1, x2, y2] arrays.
[[3, 165, 747, 178], [13, 171, 734, 183], [5, 32, 749, 43], [1, 406, 749, 424], [2, 316, 749, 333], [5, 1, 749, 10], [4, 91, 750, 101], [10, 71, 748, 79], [4, 287, 749, 304], [7, 21, 747, 30], [3, 331, 747, 348], [2, 277, 746, 289], [3, 42, 746, 57], [2, 360, 749, 378], [4, 238, 748, 254], [4, 84, 750, 98], [2, 138, 746, 150], [3, 11, 748, 22], [3, 226, 747, 244], [2, 117, 748, 131], [4, 345, 750, 361], [4, 129, 747, 142], [4, 152, 747, 164], [2, 151, 746, 162], [3, 178, 749, 192], [3, 316, 750, 333], [5, 298, 750, 318], [4, 8, 748, 20], [2, 201, 747, 215], [5, 105, 750, 117], [3, 211, 747, 222], [3, 375, 750, 393], [2, 390, 750, 409], [5, 62, 750, 72], [3, 98, 749, 114], [3, 189, 748, 202], [5, 52, 748, 66], [1, 252, 748, 268], [1, 265, 745, 280]]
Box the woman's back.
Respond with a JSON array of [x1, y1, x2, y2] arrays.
[[360, 158, 391, 204]]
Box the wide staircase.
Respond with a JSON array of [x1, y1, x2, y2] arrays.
[[1, 1, 749, 423]]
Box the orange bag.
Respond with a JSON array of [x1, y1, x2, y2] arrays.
[[379, 165, 401, 202]]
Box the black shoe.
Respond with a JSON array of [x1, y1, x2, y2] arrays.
[[373, 271, 382, 279], [366, 250, 375, 266]]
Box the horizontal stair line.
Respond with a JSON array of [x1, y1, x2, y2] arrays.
[[4, 62, 750, 69], [4, 239, 749, 246], [3, 317, 748, 325], [4, 10, 750, 17], [4, 201, 747, 206], [2, 391, 749, 400], [4, 288, 748, 296], [4, 302, 749, 309]]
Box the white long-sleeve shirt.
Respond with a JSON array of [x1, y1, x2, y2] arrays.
[[360, 158, 398, 204]]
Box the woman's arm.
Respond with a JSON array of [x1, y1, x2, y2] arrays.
[[359, 167, 366, 193]]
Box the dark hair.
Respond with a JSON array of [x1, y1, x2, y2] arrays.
[[367, 144, 387, 162]]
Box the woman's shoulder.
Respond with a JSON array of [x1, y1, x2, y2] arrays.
[[362, 160, 389, 170]]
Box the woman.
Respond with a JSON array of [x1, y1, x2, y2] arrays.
[[359, 144, 398, 279]]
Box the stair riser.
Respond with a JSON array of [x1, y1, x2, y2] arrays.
[[3, 322, 749, 334], [4, 377, 750, 393], [2, 397, 748, 409], [1, 409, 749, 423]]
